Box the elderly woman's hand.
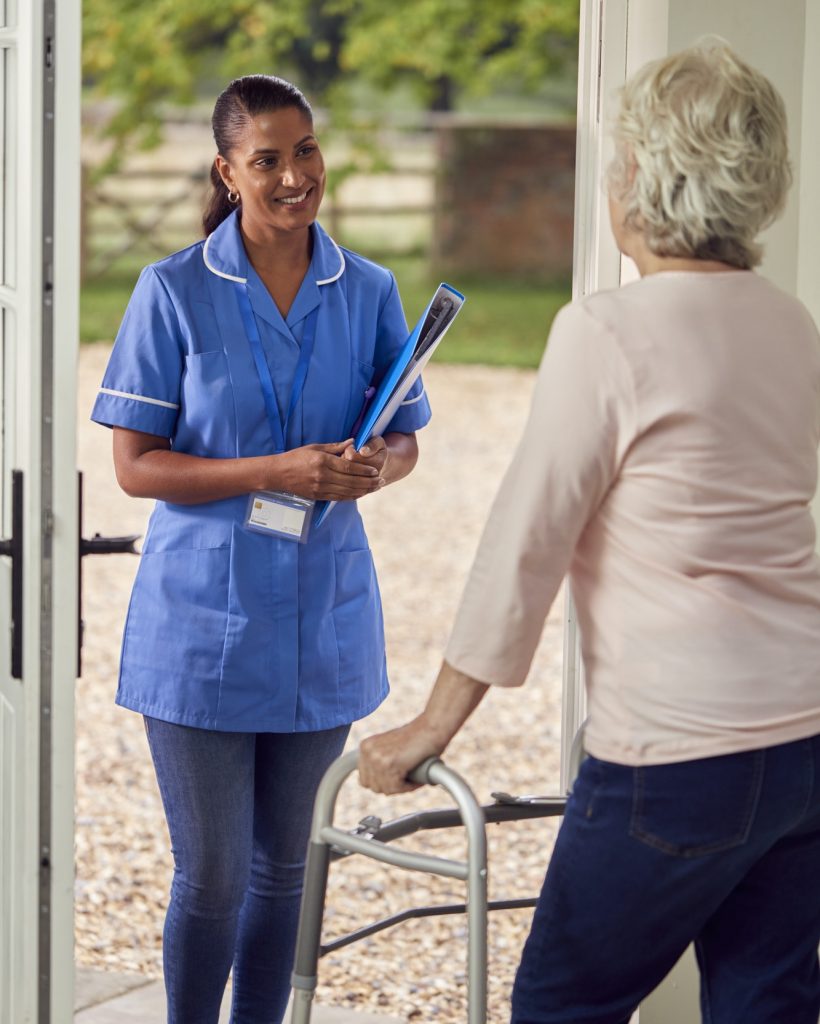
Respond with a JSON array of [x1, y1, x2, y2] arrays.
[[359, 663, 491, 795], [359, 715, 446, 795]]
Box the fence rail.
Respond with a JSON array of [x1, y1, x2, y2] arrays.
[[82, 162, 435, 280]]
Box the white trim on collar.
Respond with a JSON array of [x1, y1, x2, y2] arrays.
[[202, 222, 345, 285], [202, 232, 247, 283], [316, 234, 345, 285]]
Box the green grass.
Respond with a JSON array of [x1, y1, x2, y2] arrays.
[[387, 255, 568, 369], [81, 272, 139, 346], [81, 251, 569, 369]]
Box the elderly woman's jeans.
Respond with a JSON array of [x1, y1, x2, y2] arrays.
[[510, 733, 820, 1024], [144, 716, 349, 1024]]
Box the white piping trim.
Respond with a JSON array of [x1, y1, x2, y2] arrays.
[[202, 232, 247, 283], [99, 387, 179, 410], [400, 388, 426, 407], [316, 235, 345, 285]]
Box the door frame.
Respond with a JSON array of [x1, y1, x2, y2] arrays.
[[0, 1, 80, 1021]]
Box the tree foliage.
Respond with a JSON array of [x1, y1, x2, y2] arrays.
[[83, 0, 578, 163]]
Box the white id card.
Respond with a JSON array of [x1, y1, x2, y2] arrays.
[[245, 491, 314, 543]]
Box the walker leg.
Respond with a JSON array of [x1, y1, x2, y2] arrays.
[[290, 840, 332, 1024]]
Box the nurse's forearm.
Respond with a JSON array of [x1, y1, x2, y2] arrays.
[[381, 432, 419, 485], [112, 428, 381, 505], [115, 446, 282, 504]]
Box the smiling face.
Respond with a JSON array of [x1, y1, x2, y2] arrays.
[[215, 105, 326, 240]]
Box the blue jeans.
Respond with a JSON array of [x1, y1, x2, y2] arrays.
[[511, 734, 820, 1024], [144, 717, 349, 1024]]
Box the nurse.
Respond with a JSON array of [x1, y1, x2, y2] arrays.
[[91, 74, 431, 1024]]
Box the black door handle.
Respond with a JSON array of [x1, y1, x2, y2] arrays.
[[80, 533, 141, 557], [0, 470, 24, 679], [77, 471, 141, 676]]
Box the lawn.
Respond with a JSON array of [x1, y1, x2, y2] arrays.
[[81, 252, 569, 370]]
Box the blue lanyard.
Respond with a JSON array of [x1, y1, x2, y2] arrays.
[[234, 282, 319, 454]]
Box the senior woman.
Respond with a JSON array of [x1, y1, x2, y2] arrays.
[[359, 40, 820, 1024]]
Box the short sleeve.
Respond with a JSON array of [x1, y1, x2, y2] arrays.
[[90, 266, 184, 438], [373, 273, 432, 435]]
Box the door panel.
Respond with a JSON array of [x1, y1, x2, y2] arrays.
[[0, 1, 80, 1021]]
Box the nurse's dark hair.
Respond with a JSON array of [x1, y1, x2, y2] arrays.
[[202, 74, 314, 236]]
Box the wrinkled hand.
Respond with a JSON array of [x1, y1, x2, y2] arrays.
[[358, 716, 446, 795], [274, 440, 383, 501], [343, 436, 389, 484]]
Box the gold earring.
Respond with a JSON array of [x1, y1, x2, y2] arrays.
[[227, 190, 240, 204]]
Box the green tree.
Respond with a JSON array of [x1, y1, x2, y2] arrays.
[[332, 0, 578, 108], [83, 0, 578, 164]]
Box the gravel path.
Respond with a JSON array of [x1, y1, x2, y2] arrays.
[[76, 345, 565, 1022]]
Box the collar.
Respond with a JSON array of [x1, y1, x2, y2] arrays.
[[202, 210, 346, 287]]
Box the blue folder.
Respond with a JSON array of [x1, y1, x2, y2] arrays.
[[313, 282, 465, 528]]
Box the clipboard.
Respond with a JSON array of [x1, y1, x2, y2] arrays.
[[314, 282, 465, 528]]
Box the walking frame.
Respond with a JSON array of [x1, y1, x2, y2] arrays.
[[290, 731, 586, 1024]]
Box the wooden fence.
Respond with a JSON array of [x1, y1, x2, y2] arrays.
[[81, 162, 435, 281]]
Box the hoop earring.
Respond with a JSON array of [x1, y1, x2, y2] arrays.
[[227, 190, 240, 204]]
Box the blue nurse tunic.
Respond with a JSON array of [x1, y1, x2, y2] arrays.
[[91, 211, 432, 732]]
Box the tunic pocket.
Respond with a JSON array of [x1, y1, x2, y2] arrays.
[[181, 350, 234, 455], [119, 546, 231, 726], [332, 547, 387, 708]]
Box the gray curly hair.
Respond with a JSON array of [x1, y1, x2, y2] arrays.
[[607, 38, 792, 269]]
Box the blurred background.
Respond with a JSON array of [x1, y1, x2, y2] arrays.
[[80, 0, 579, 367], [74, 7, 580, 1020]]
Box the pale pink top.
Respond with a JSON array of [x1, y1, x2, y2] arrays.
[[445, 272, 820, 765]]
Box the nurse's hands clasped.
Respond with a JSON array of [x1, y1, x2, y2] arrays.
[[343, 435, 389, 478], [276, 439, 384, 501]]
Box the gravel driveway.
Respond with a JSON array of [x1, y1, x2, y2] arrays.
[[76, 344, 565, 1023]]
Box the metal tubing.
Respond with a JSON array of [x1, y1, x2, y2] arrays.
[[321, 897, 538, 956], [292, 752, 362, 1023], [320, 825, 468, 879], [292, 841, 332, 984], [292, 750, 489, 1024], [307, 750, 360, 843], [422, 759, 488, 1024], [330, 798, 564, 861], [290, 812, 335, 1022]]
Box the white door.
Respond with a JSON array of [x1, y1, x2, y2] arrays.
[[0, 2, 80, 1022], [568, 0, 820, 1020]]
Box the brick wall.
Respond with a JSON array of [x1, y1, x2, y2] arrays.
[[433, 120, 576, 282]]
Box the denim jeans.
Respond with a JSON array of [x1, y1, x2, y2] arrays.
[[144, 717, 349, 1024], [510, 733, 820, 1024]]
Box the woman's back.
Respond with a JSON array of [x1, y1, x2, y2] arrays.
[[575, 271, 820, 763]]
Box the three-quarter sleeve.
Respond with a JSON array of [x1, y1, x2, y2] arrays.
[[444, 301, 637, 688], [375, 273, 432, 435], [90, 266, 184, 438]]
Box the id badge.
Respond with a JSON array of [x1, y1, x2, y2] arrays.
[[245, 491, 314, 544]]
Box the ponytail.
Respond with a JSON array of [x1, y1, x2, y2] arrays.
[[202, 161, 237, 237]]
